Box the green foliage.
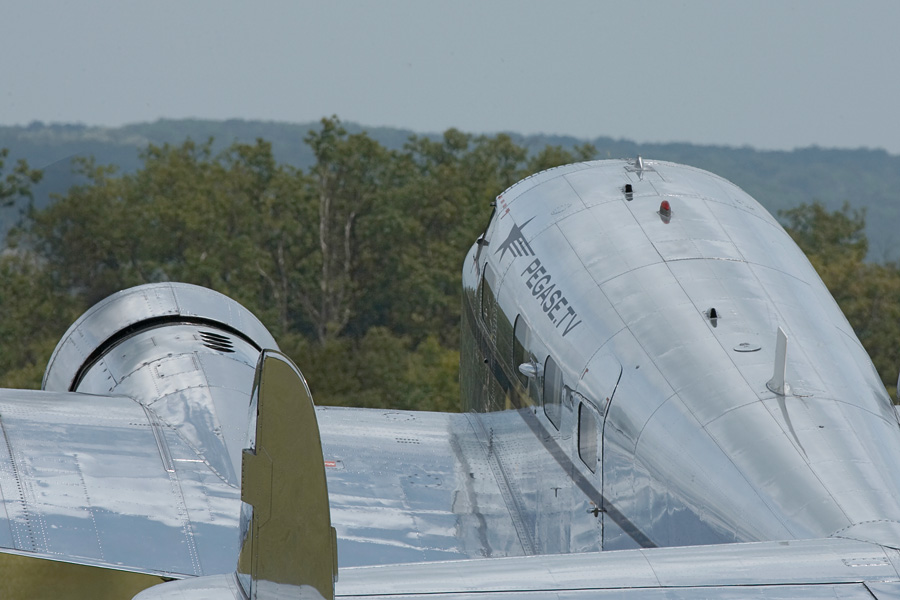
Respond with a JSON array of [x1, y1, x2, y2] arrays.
[[780, 202, 867, 263], [527, 143, 597, 173], [1, 119, 544, 409], [0, 148, 42, 208], [0, 253, 79, 389], [782, 201, 900, 392], [303, 117, 393, 341], [9, 120, 900, 261], [280, 329, 458, 412]]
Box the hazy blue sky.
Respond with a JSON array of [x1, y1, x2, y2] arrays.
[[3, 1, 899, 153]]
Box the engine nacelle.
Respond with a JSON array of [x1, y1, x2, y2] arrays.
[[43, 282, 279, 486]]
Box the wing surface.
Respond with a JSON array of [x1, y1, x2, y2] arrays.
[[334, 537, 900, 599], [317, 407, 528, 567], [134, 537, 900, 599], [0, 388, 241, 578]]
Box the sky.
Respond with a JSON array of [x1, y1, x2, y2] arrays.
[[2, 1, 899, 153]]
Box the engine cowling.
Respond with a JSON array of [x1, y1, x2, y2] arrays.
[[43, 282, 279, 486]]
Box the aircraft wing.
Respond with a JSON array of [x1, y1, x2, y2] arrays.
[[317, 406, 530, 567], [135, 535, 900, 599], [0, 387, 241, 579], [333, 537, 900, 599]]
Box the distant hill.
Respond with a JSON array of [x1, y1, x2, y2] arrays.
[[2, 119, 898, 260]]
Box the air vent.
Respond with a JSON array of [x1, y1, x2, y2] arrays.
[[199, 331, 235, 353]]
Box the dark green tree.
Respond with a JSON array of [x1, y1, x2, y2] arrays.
[[0, 148, 42, 208], [526, 143, 597, 174], [782, 202, 900, 393]]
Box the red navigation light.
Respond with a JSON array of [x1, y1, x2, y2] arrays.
[[659, 200, 672, 223]]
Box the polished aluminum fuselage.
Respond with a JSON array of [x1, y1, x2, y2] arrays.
[[461, 159, 900, 552]]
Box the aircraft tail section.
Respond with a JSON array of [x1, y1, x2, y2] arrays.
[[238, 350, 338, 599], [135, 350, 338, 600]]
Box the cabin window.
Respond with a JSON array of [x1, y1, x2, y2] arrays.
[[578, 401, 600, 473], [513, 315, 530, 387], [543, 355, 563, 430]]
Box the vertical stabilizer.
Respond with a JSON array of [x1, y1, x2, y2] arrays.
[[133, 349, 337, 599], [238, 350, 338, 600]]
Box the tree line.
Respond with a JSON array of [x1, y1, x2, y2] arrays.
[[0, 118, 593, 408], [1, 118, 898, 406]]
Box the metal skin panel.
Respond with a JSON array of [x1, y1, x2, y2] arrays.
[[0, 389, 240, 577], [333, 587, 874, 600], [137, 537, 899, 600], [333, 538, 899, 596], [133, 574, 245, 600], [461, 158, 900, 557], [318, 407, 528, 566], [43, 282, 277, 392], [75, 323, 261, 487]]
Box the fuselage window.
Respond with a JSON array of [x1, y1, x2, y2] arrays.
[[543, 355, 562, 430], [578, 401, 599, 473], [513, 315, 530, 387]]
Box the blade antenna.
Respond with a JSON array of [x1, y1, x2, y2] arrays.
[[766, 327, 791, 396]]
